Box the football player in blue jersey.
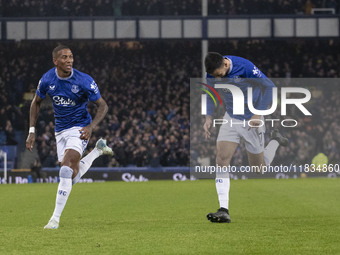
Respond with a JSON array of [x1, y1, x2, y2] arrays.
[[203, 52, 288, 223], [26, 45, 114, 229]]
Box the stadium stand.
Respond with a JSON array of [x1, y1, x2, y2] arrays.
[[0, 0, 337, 17], [0, 39, 339, 168]]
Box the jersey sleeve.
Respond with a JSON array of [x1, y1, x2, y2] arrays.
[[36, 76, 48, 99], [85, 75, 101, 102], [205, 74, 216, 117], [243, 59, 275, 111]]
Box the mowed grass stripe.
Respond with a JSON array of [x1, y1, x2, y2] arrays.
[[0, 178, 339, 254]]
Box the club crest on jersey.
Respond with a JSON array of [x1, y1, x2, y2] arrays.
[[71, 85, 80, 93], [49, 84, 56, 91]]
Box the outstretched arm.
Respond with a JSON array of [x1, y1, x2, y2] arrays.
[[79, 97, 108, 140], [26, 94, 44, 151]]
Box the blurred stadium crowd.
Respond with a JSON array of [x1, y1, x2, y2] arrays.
[[0, 0, 338, 17], [0, 39, 339, 168]]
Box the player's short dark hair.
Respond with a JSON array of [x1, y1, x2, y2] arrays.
[[52, 45, 71, 59], [204, 52, 224, 74]]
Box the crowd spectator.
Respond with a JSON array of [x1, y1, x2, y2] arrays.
[[5, 120, 17, 145], [30, 158, 44, 182]]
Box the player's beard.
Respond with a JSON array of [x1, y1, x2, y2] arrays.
[[60, 65, 72, 76]]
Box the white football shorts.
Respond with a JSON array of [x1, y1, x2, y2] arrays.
[[216, 112, 265, 154], [55, 126, 89, 162]]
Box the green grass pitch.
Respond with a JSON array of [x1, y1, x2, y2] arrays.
[[0, 178, 339, 254]]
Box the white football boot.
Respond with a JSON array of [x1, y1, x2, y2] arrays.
[[44, 219, 59, 229], [95, 138, 114, 156]]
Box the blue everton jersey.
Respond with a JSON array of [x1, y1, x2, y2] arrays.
[[206, 56, 275, 120], [36, 68, 101, 132]]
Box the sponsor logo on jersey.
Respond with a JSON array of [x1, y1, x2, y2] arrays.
[[52, 96, 76, 106], [71, 85, 80, 93], [49, 84, 56, 91]]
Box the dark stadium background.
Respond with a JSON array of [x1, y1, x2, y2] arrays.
[[0, 0, 339, 182]]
